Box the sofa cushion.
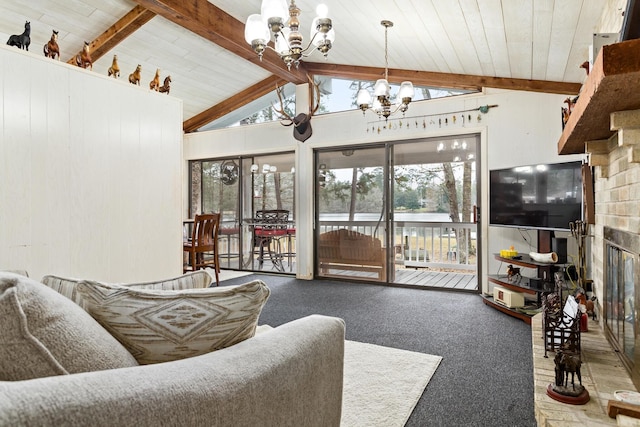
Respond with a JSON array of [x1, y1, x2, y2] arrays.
[[76, 279, 271, 364], [0, 272, 139, 381], [0, 269, 29, 277], [42, 270, 214, 305]]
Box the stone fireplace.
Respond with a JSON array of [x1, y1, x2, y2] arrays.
[[588, 108, 640, 389]]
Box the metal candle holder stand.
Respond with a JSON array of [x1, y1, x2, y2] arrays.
[[569, 220, 589, 288]]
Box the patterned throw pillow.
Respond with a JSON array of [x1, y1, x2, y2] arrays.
[[42, 270, 214, 306], [0, 272, 139, 381], [76, 279, 270, 364]]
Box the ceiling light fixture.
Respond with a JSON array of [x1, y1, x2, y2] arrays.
[[357, 20, 414, 121], [244, 0, 335, 70]]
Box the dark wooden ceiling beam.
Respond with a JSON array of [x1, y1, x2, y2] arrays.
[[66, 5, 156, 64], [131, 0, 307, 84], [304, 63, 582, 95], [183, 75, 287, 133]]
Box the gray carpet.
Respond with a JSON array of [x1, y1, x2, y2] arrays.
[[220, 273, 536, 427]]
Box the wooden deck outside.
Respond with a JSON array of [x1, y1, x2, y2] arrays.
[[394, 268, 477, 290], [244, 258, 478, 290], [313, 265, 477, 291]]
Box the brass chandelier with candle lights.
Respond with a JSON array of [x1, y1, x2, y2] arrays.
[[244, 0, 335, 70], [357, 20, 414, 121]]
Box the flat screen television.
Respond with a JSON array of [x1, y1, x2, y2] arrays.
[[489, 161, 583, 231]]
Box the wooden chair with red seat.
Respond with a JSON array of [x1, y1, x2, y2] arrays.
[[183, 213, 220, 286]]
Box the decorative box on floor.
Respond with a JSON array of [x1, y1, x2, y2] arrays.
[[493, 285, 525, 308]]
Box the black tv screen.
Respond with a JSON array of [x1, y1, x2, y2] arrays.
[[489, 161, 583, 231]]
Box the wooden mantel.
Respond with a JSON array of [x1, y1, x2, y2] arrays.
[[558, 38, 640, 155]]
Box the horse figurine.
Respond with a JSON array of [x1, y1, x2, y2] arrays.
[[6, 21, 31, 50], [149, 68, 161, 91], [129, 65, 142, 85], [506, 264, 521, 284], [554, 350, 582, 391], [75, 41, 92, 69], [158, 75, 171, 94], [43, 30, 60, 60], [107, 55, 120, 78]]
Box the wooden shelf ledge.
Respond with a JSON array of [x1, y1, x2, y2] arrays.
[[558, 38, 640, 155]]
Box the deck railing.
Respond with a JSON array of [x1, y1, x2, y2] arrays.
[[318, 220, 477, 272]]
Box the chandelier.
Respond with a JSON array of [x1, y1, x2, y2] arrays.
[[244, 0, 335, 70], [357, 21, 414, 120]]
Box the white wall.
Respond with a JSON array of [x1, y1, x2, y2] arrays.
[[184, 86, 584, 291], [0, 45, 183, 282]]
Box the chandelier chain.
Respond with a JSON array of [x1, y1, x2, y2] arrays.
[[384, 24, 389, 81]]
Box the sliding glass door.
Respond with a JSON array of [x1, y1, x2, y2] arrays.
[[391, 137, 478, 290], [241, 153, 295, 273], [315, 135, 479, 290], [189, 159, 241, 269], [316, 147, 389, 282], [188, 152, 296, 274]]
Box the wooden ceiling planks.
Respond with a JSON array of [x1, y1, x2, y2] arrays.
[[531, 0, 554, 81], [502, 0, 534, 80], [0, 0, 606, 131], [476, 0, 511, 78], [459, 0, 496, 77], [66, 5, 156, 64]]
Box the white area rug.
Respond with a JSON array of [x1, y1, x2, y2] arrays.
[[256, 325, 442, 427], [341, 340, 442, 427]]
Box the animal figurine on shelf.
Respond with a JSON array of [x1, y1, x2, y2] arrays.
[[158, 75, 171, 94], [580, 60, 590, 76], [75, 41, 92, 69], [506, 264, 521, 284], [107, 55, 120, 78], [129, 65, 142, 85], [43, 30, 59, 59], [6, 21, 31, 50], [586, 296, 596, 320], [561, 96, 579, 129], [149, 68, 161, 91]]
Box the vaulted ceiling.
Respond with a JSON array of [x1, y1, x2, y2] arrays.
[[0, 0, 613, 132]]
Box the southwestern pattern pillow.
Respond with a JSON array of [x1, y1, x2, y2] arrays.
[[0, 272, 138, 381], [76, 279, 270, 364], [42, 270, 213, 306]]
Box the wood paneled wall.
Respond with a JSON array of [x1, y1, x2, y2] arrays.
[[0, 44, 183, 282]]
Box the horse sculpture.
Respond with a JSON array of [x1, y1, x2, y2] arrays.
[[43, 30, 59, 59], [149, 68, 161, 91], [7, 21, 31, 50], [506, 264, 521, 284], [273, 75, 320, 142], [158, 75, 171, 94], [108, 55, 120, 78], [554, 350, 582, 390], [129, 65, 142, 85], [75, 41, 92, 69]]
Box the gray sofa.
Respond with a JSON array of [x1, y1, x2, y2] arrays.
[[0, 271, 345, 426], [0, 314, 345, 427]]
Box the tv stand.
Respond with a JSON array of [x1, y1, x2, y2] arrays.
[[483, 230, 562, 324]]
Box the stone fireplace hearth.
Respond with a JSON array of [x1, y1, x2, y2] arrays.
[[587, 108, 640, 390]]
